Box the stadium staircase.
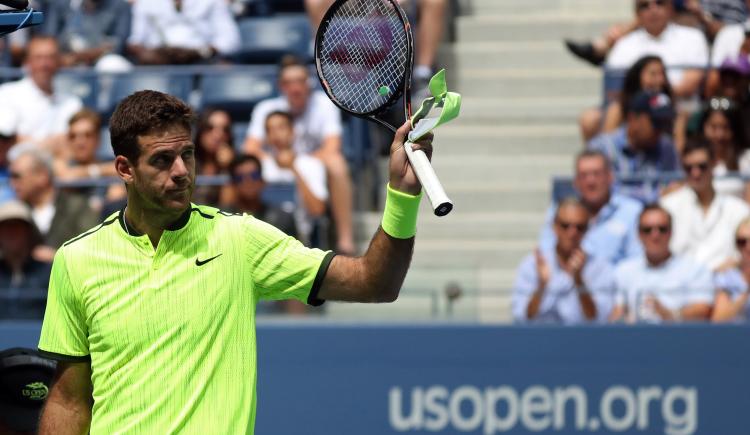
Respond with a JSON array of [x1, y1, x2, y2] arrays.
[[328, 0, 632, 322]]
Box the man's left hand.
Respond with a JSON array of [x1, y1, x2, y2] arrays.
[[388, 122, 434, 196]]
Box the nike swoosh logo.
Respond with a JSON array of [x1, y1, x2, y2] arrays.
[[195, 254, 222, 266]]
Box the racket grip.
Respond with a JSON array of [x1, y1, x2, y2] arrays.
[[404, 142, 453, 217]]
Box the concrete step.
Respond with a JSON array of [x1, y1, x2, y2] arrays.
[[456, 15, 616, 42], [469, 0, 631, 16], [449, 96, 595, 128], [440, 41, 593, 70], [455, 68, 601, 98], [436, 123, 584, 154]]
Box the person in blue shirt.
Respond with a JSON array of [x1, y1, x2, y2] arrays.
[[513, 198, 616, 324], [712, 217, 750, 323], [540, 150, 643, 265], [588, 90, 680, 203], [610, 204, 713, 323]]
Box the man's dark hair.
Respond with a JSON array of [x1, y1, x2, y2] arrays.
[[109, 90, 195, 163], [575, 149, 612, 171], [682, 136, 715, 160], [265, 110, 294, 129], [639, 203, 672, 228], [277, 54, 308, 79], [68, 108, 102, 131], [229, 154, 263, 177]]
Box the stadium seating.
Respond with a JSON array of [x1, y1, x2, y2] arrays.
[[100, 70, 195, 117], [54, 70, 99, 110], [199, 66, 278, 124], [232, 14, 312, 64]]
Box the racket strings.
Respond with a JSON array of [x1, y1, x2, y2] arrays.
[[318, 0, 409, 114]]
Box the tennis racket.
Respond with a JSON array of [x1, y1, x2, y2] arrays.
[[314, 0, 453, 217]]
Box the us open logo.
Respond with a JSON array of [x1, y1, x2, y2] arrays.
[[22, 382, 49, 401]]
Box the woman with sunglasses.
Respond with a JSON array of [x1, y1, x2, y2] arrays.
[[192, 108, 236, 206], [712, 218, 750, 322]]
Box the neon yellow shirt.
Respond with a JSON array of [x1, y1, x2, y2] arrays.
[[38, 204, 333, 434]]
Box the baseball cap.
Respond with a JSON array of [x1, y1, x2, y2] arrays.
[[628, 90, 675, 130], [719, 55, 750, 76], [0, 200, 34, 226], [0, 348, 56, 433]]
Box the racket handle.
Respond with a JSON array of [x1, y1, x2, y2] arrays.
[[404, 142, 453, 217]]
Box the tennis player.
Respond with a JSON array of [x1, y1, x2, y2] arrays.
[[36, 90, 432, 434]]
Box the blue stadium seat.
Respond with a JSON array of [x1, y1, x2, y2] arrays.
[[261, 182, 296, 207], [54, 70, 99, 109], [232, 14, 312, 64], [100, 70, 195, 116], [602, 68, 627, 106], [199, 67, 278, 124]]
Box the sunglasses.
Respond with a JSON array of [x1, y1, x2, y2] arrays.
[[639, 225, 670, 235], [683, 162, 710, 173], [232, 171, 262, 183], [637, 0, 666, 11], [737, 237, 750, 248], [557, 221, 588, 232]]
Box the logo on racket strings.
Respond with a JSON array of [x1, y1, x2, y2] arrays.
[[327, 13, 395, 84]]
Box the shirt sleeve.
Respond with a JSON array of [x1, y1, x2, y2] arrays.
[[585, 259, 616, 323], [243, 215, 333, 305], [38, 249, 90, 361], [685, 262, 714, 305], [511, 254, 556, 323], [127, 1, 147, 46], [208, 0, 241, 54], [317, 94, 343, 137], [537, 204, 556, 253], [710, 26, 740, 67], [295, 156, 329, 201], [246, 101, 271, 141]]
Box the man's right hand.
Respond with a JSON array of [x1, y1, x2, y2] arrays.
[[534, 248, 550, 291]]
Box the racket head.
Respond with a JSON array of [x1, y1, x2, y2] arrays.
[[315, 0, 414, 123]]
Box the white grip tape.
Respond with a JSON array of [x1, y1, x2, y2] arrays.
[[403, 142, 453, 216]]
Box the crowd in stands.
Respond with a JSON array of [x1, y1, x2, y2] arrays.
[[514, 0, 750, 325], [0, 0, 449, 319]]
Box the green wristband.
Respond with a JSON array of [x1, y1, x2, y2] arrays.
[[381, 184, 422, 239]]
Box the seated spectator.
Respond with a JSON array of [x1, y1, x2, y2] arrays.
[[0, 115, 16, 204], [605, 0, 709, 102], [0, 200, 51, 320], [9, 148, 100, 263], [261, 111, 327, 247], [192, 108, 235, 206], [661, 139, 750, 269], [225, 154, 298, 239], [540, 150, 643, 265], [610, 204, 713, 323], [54, 109, 124, 214], [513, 198, 615, 325], [712, 218, 750, 322], [42, 0, 133, 69], [579, 55, 672, 142], [243, 56, 355, 254], [305, 0, 446, 94], [707, 2, 750, 91], [588, 91, 679, 202], [0, 36, 83, 153], [127, 0, 241, 65]]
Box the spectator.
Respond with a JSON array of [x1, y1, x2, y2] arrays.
[[9, 148, 99, 263], [0, 200, 51, 320], [512, 198, 615, 325], [42, 0, 133, 69], [192, 108, 234, 206], [0, 36, 83, 153], [579, 55, 672, 142], [707, 1, 750, 90], [540, 150, 643, 265], [261, 111, 327, 247], [588, 91, 679, 202], [305, 0, 446, 93], [54, 109, 125, 214], [127, 0, 241, 65], [225, 154, 298, 239], [243, 56, 355, 254], [707, 54, 750, 101], [0, 114, 17, 204], [606, 0, 709, 102], [712, 217, 750, 322], [661, 139, 750, 269], [610, 204, 713, 323]]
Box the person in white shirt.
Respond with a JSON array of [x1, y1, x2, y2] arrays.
[[610, 204, 713, 323], [661, 139, 750, 269], [261, 111, 328, 246], [606, 0, 709, 100], [244, 56, 355, 254], [127, 0, 241, 64], [0, 36, 83, 154], [706, 2, 750, 93]]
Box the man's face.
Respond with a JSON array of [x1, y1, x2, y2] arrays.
[[0, 219, 33, 259], [638, 209, 671, 260], [129, 126, 195, 213], [627, 112, 657, 149], [682, 149, 714, 193], [554, 205, 589, 253], [636, 0, 671, 36], [265, 115, 294, 151], [574, 156, 612, 208], [9, 154, 50, 203], [232, 160, 264, 202], [279, 66, 310, 113], [25, 39, 60, 91], [69, 118, 99, 164], [735, 222, 750, 262]]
